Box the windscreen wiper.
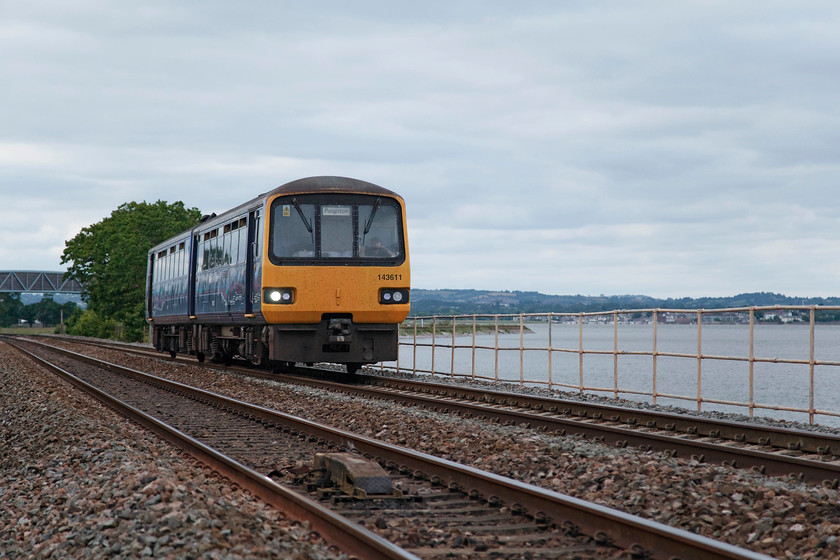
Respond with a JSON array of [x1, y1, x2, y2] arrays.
[[363, 197, 381, 236], [291, 197, 313, 233]]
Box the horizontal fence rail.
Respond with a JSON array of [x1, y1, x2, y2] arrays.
[[379, 306, 840, 426]]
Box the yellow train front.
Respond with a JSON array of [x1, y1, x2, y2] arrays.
[[146, 176, 410, 374]]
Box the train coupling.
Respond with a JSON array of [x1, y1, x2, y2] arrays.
[[327, 318, 352, 343]]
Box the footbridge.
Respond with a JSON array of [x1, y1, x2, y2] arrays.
[[0, 271, 83, 294]]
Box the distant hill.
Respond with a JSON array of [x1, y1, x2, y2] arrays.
[[408, 289, 840, 316]]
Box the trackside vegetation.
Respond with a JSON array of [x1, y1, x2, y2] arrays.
[[0, 293, 77, 330], [61, 201, 202, 342]]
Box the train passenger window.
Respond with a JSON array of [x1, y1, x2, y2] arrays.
[[209, 235, 219, 268], [222, 231, 231, 265], [229, 228, 239, 264], [238, 222, 248, 263], [204, 236, 211, 268], [178, 242, 186, 277], [197, 240, 204, 271]]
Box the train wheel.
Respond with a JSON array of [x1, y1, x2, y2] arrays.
[[196, 352, 205, 363], [169, 350, 177, 359], [346, 362, 362, 375]]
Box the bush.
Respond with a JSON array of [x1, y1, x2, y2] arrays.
[[67, 309, 116, 339]]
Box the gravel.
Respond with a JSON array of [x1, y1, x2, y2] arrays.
[[13, 337, 840, 559], [0, 342, 347, 560]]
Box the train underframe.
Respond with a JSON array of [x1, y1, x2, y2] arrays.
[[151, 317, 398, 374]]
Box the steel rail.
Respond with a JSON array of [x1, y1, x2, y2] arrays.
[[2, 338, 418, 560], [12, 337, 772, 560], [356, 372, 840, 453], [39, 335, 840, 455], [269, 372, 840, 486], [37, 336, 840, 482]]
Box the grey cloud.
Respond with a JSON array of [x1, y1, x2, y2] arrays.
[[2, 2, 840, 298]]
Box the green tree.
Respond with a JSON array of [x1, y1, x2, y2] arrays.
[[0, 293, 24, 327], [61, 200, 201, 341], [25, 294, 68, 326]]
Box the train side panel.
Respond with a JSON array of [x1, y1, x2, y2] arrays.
[[147, 235, 192, 323]]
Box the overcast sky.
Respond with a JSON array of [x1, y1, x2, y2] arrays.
[[2, 1, 839, 298]]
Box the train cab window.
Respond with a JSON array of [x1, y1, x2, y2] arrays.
[[358, 203, 400, 258], [269, 195, 403, 264], [320, 205, 353, 257], [273, 202, 316, 258]]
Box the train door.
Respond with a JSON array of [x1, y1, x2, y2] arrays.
[[245, 208, 262, 315], [189, 233, 200, 317], [145, 253, 155, 320]]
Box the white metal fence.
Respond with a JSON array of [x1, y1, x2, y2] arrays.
[[379, 306, 840, 426]]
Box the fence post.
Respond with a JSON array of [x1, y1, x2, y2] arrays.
[[548, 313, 553, 390], [494, 314, 499, 382], [809, 306, 816, 424], [412, 317, 417, 375], [471, 315, 477, 380], [451, 315, 456, 379], [652, 310, 658, 405], [395, 321, 401, 374], [696, 310, 703, 412], [748, 308, 755, 417], [432, 316, 437, 377], [578, 313, 584, 394], [613, 310, 619, 399], [519, 313, 525, 386]]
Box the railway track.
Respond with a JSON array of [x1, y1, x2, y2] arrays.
[[4, 336, 771, 560], [277, 369, 840, 487], [38, 335, 840, 484]]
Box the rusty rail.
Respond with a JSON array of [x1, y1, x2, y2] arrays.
[[7, 336, 773, 560], [2, 337, 417, 560]]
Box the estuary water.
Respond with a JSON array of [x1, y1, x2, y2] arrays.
[[392, 323, 840, 427]]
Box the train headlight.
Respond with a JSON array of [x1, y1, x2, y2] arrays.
[[379, 288, 409, 305], [264, 288, 295, 304]]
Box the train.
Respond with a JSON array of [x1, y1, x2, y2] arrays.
[[145, 176, 410, 373]]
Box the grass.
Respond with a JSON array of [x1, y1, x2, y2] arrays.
[[0, 327, 57, 335]]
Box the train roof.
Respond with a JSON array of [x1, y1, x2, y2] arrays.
[[264, 176, 400, 198], [148, 176, 401, 254]]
